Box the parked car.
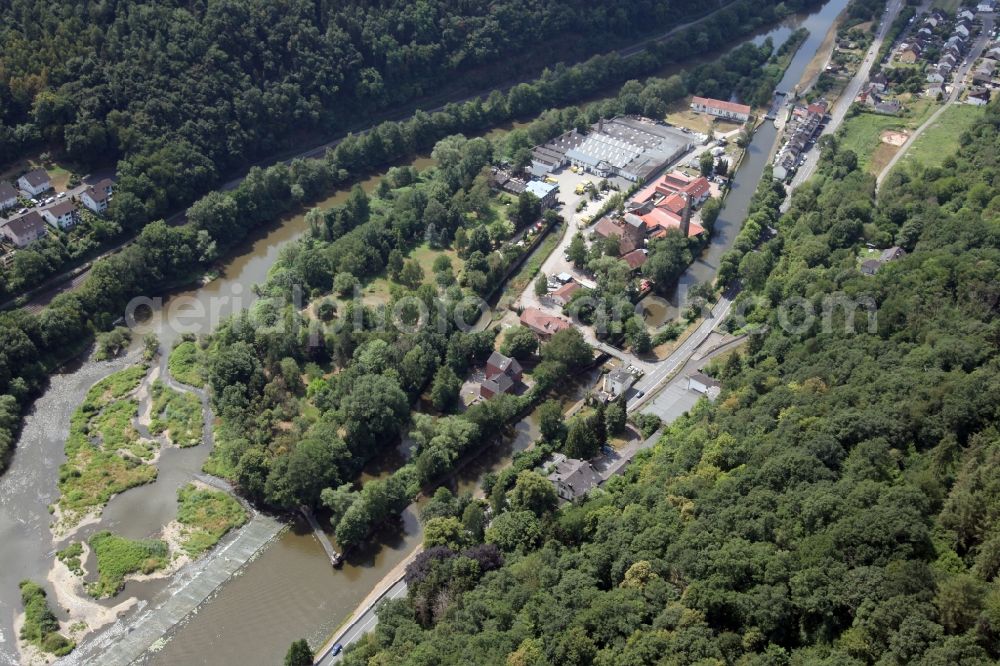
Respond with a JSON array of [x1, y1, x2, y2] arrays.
[[332, 644, 343, 656]]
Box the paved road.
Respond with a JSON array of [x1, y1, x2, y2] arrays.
[[786, 0, 905, 196], [627, 286, 736, 412], [875, 12, 995, 188], [315, 578, 408, 664]]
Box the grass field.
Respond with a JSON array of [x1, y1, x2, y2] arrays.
[[175, 483, 248, 557], [837, 100, 937, 173], [361, 242, 461, 305], [167, 341, 204, 387], [87, 531, 168, 598], [899, 105, 985, 170], [930, 0, 960, 12]]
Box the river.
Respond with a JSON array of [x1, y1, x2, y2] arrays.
[[0, 0, 849, 662]]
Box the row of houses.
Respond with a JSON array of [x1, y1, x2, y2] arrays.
[[773, 100, 828, 181], [901, 9, 976, 65], [1, 178, 114, 249]]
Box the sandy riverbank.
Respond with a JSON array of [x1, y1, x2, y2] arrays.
[[34, 544, 139, 664], [799, 6, 848, 93]]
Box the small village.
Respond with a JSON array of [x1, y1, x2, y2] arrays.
[[0, 167, 115, 268]]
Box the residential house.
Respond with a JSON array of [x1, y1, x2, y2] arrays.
[[978, 0, 995, 12], [860, 259, 882, 275], [603, 367, 636, 398], [550, 280, 582, 307], [621, 248, 648, 273], [17, 169, 51, 197], [974, 60, 997, 86], [41, 201, 79, 230], [959, 8, 976, 21], [972, 70, 995, 85], [927, 70, 945, 84], [520, 308, 572, 339], [925, 83, 946, 98], [688, 371, 722, 399], [870, 72, 889, 92], [547, 457, 602, 501], [1, 211, 47, 247], [480, 351, 523, 399], [968, 87, 992, 105], [941, 52, 958, 68], [880, 246, 907, 262], [0, 183, 17, 211], [874, 99, 902, 115], [81, 179, 114, 214], [917, 26, 934, 40], [689, 96, 752, 122], [955, 22, 971, 39], [986, 46, 1000, 60]]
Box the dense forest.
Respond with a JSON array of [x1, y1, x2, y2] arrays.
[[332, 105, 1000, 664], [0, 0, 800, 170]]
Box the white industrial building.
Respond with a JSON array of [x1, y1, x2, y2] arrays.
[[531, 117, 691, 182]]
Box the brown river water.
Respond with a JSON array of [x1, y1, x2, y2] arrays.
[[0, 0, 850, 661]]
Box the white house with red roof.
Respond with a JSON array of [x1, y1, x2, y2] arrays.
[[690, 96, 752, 123]]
